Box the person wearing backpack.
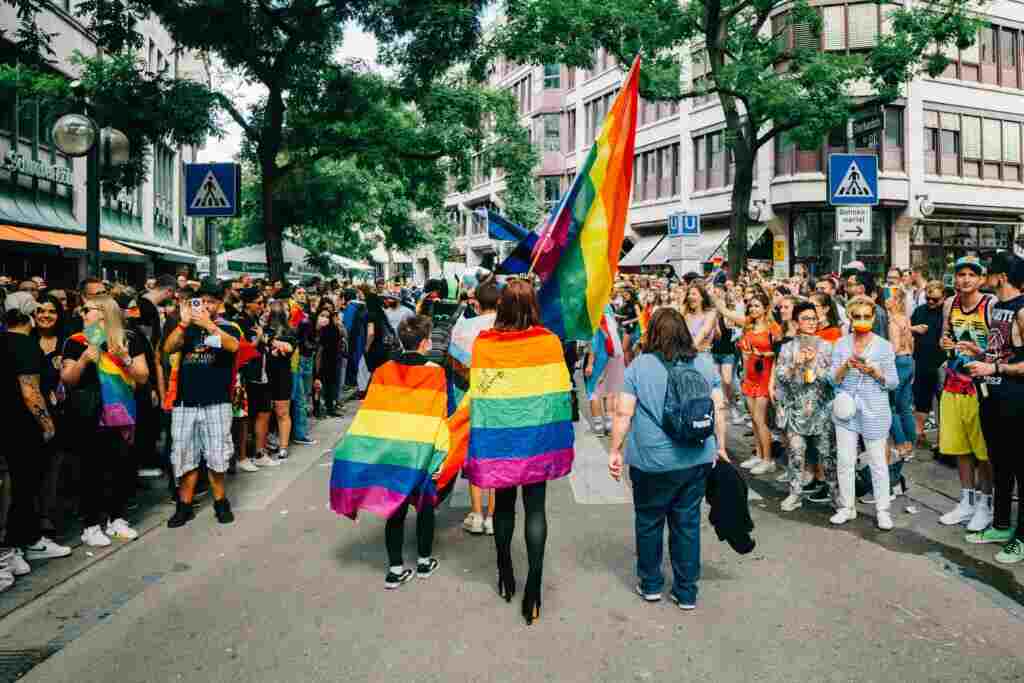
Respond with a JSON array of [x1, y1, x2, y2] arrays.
[[608, 307, 729, 611]]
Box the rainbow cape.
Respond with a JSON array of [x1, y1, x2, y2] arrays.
[[463, 326, 574, 489], [71, 332, 136, 433], [501, 57, 639, 341], [329, 359, 465, 520]]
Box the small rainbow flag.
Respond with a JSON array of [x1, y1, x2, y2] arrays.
[[329, 360, 463, 520], [518, 57, 640, 341], [71, 332, 136, 433], [463, 327, 574, 489], [638, 304, 652, 341]]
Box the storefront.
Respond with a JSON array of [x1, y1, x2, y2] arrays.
[[788, 207, 893, 278], [910, 216, 1019, 283]]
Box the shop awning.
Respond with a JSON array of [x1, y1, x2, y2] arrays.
[[619, 234, 663, 269], [711, 225, 770, 260], [0, 224, 145, 260], [370, 244, 413, 264], [116, 239, 199, 264], [330, 254, 375, 272]]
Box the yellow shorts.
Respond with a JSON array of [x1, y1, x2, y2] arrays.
[[938, 392, 988, 460]]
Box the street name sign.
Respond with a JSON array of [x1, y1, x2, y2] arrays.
[[836, 205, 872, 242]]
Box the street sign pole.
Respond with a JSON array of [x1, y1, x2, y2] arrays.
[[205, 218, 218, 279], [846, 119, 857, 264]]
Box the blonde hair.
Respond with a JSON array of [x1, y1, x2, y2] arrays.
[[92, 295, 127, 353], [846, 295, 876, 318], [925, 280, 945, 297]]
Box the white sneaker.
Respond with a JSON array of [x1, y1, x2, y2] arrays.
[[137, 468, 163, 478], [939, 491, 975, 526], [781, 494, 803, 512], [877, 511, 894, 531], [106, 518, 139, 541], [254, 454, 281, 468], [775, 470, 792, 483], [0, 551, 16, 592], [23, 536, 71, 560], [740, 456, 761, 470], [966, 494, 993, 532], [9, 549, 31, 575], [730, 408, 745, 426], [237, 459, 260, 473], [750, 461, 776, 476], [483, 516, 494, 536], [462, 512, 484, 534], [830, 509, 857, 525], [81, 525, 112, 547], [591, 417, 604, 436]]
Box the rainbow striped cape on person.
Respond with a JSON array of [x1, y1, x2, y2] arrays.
[[500, 57, 639, 342], [329, 359, 464, 520], [463, 326, 574, 489]]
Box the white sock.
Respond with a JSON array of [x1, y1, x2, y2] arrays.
[[417, 557, 431, 566], [389, 565, 403, 574]]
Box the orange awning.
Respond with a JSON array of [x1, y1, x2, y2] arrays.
[[0, 224, 143, 256]]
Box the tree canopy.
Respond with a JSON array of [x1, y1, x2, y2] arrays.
[[491, 0, 979, 271]]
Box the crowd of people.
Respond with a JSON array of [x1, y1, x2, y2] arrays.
[[0, 270, 438, 593]]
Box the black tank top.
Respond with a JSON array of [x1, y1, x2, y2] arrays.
[[711, 315, 736, 355], [985, 294, 1024, 398]]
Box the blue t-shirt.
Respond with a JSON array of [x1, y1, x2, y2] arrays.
[[623, 353, 720, 473]]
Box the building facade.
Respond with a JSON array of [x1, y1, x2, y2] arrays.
[[0, 2, 202, 287], [446, 3, 1024, 281]]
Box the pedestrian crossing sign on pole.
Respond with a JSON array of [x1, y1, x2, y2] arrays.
[[828, 154, 878, 206], [185, 163, 241, 217]]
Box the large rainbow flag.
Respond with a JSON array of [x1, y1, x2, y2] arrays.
[[329, 360, 464, 520], [463, 327, 574, 489], [501, 57, 640, 341]]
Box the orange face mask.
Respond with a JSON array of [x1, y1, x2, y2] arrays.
[[852, 319, 873, 333]]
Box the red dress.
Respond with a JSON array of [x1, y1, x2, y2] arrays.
[[740, 323, 781, 398]]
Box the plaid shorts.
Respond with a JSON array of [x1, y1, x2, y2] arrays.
[[170, 403, 234, 478]]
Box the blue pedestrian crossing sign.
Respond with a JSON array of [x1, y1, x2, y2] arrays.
[[185, 163, 241, 217], [828, 154, 878, 206]]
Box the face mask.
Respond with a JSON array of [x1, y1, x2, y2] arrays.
[[852, 319, 873, 333]]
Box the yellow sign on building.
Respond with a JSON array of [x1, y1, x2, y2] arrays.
[[773, 238, 786, 262]]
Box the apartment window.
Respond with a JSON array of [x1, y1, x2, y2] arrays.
[[510, 75, 532, 115], [566, 67, 576, 90], [542, 176, 561, 207], [695, 132, 734, 190], [933, 24, 1024, 88], [847, 4, 879, 50], [543, 64, 560, 89], [584, 89, 618, 145], [632, 143, 681, 201], [691, 50, 715, 106], [694, 137, 707, 191], [542, 114, 560, 152], [565, 169, 577, 193], [565, 108, 576, 153]]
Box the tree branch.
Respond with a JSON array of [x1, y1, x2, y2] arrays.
[[214, 92, 259, 143], [255, 0, 298, 37], [721, 0, 756, 26], [756, 120, 799, 151]]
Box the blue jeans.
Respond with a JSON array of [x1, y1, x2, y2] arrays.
[[291, 356, 314, 440], [630, 464, 710, 605], [890, 355, 916, 446]]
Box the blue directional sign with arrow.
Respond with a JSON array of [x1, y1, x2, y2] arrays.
[[185, 163, 241, 217], [828, 154, 878, 206]]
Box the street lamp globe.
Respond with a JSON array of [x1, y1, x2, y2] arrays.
[[51, 113, 97, 157], [100, 127, 131, 166]]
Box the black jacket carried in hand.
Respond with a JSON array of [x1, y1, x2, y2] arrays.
[[705, 461, 756, 555]]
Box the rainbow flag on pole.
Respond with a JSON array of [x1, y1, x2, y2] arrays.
[[463, 327, 574, 489], [512, 57, 640, 341], [329, 361, 462, 520]]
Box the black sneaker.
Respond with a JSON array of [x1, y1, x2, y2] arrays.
[[213, 498, 235, 524], [385, 568, 415, 589], [806, 483, 832, 504], [416, 558, 439, 579], [801, 480, 820, 495], [292, 436, 318, 446], [167, 501, 195, 528]]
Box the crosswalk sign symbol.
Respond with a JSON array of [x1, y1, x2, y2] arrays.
[[828, 154, 878, 206], [185, 163, 240, 217], [190, 171, 231, 210]]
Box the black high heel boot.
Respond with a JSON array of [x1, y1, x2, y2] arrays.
[[522, 571, 542, 625], [497, 551, 516, 603]]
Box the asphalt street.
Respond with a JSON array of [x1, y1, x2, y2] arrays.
[[2, 409, 1024, 683]]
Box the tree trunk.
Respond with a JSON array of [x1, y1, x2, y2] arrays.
[[262, 164, 285, 283], [728, 156, 755, 276]]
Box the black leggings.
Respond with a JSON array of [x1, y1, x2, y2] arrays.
[[385, 501, 435, 567], [980, 398, 1024, 539], [494, 482, 547, 583], [79, 428, 134, 528]]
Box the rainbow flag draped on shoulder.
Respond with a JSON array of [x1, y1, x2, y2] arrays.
[[69, 332, 136, 437], [463, 327, 574, 489], [500, 57, 640, 342], [329, 360, 465, 520]]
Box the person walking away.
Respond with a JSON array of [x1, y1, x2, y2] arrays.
[[62, 295, 149, 545], [608, 308, 728, 609], [447, 280, 499, 535], [937, 257, 996, 532], [161, 279, 240, 528], [965, 252, 1024, 562], [772, 301, 835, 512], [829, 296, 899, 530], [886, 287, 916, 465], [329, 315, 464, 588], [910, 281, 946, 451], [584, 306, 625, 438], [2, 293, 69, 578], [463, 281, 575, 625]]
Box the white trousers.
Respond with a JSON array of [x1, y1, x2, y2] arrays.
[[835, 424, 890, 513]]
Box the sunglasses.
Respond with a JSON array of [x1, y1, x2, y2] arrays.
[[797, 315, 819, 322], [926, 296, 943, 304], [850, 314, 874, 321]]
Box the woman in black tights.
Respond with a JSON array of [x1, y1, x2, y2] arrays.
[[464, 280, 576, 625]]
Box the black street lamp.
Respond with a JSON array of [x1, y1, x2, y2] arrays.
[[51, 111, 130, 278]]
